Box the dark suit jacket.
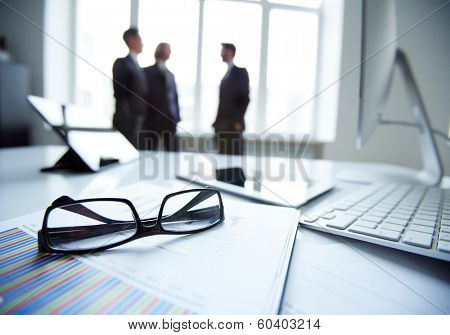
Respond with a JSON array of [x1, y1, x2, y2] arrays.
[[213, 65, 250, 131], [143, 64, 180, 132], [112, 54, 148, 145]]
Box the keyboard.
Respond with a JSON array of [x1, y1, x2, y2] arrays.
[[300, 183, 450, 262]]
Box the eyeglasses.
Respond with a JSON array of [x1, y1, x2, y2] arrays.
[[38, 188, 224, 254]]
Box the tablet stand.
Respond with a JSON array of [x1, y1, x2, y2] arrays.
[[40, 148, 93, 172]]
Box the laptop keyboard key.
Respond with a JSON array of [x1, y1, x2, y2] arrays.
[[390, 213, 411, 220], [385, 217, 408, 226], [346, 209, 366, 217], [414, 214, 437, 222], [437, 241, 450, 253], [440, 226, 450, 233], [349, 226, 401, 241], [439, 232, 450, 242], [413, 219, 436, 228], [353, 219, 378, 229], [379, 223, 404, 233], [402, 231, 433, 248], [409, 225, 434, 235], [325, 214, 357, 230], [362, 215, 383, 223]]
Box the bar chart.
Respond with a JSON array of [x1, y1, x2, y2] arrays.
[[0, 228, 192, 315]]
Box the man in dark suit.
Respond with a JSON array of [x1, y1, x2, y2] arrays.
[[112, 27, 148, 148], [143, 43, 180, 151], [213, 43, 250, 155]]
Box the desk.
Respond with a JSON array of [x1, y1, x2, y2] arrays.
[[1, 146, 449, 314]]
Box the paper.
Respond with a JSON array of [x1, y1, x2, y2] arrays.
[[0, 182, 299, 314], [0, 227, 190, 314], [281, 228, 450, 314]]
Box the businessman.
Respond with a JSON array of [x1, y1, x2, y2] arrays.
[[143, 43, 180, 151], [112, 27, 148, 148], [212, 43, 250, 155]]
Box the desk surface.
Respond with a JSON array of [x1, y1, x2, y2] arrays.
[[1, 146, 449, 314]]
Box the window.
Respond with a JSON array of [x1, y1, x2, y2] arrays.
[[200, 1, 262, 133], [71, 0, 335, 138], [74, 0, 130, 123], [268, 0, 321, 8], [138, 0, 199, 131], [266, 9, 318, 134]]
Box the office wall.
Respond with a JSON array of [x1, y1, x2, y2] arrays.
[[322, 0, 450, 176], [0, 0, 44, 96], [43, 0, 75, 104], [0, 0, 62, 145]]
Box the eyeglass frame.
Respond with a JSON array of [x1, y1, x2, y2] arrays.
[[38, 188, 225, 254]]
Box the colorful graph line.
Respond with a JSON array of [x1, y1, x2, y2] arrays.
[[0, 228, 192, 315]]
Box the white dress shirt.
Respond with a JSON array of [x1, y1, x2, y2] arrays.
[[128, 51, 140, 69], [223, 61, 234, 80]]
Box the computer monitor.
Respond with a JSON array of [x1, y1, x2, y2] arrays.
[[357, 0, 443, 185]]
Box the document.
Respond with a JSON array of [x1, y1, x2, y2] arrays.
[[0, 182, 299, 314], [281, 229, 450, 314]]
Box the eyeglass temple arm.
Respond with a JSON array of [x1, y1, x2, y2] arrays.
[[48, 192, 219, 238], [47, 206, 218, 241], [47, 222, 137, 241], [163, 191, 217, 221], [54, 192, 217, 223], [52, 196, 123, 224], [54, 196, 160, 227]]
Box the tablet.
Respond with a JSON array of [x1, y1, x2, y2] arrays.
[[27, 95, 139, 172], [176, 154, 335, 207]]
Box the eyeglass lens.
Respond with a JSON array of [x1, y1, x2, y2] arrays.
[[46, 201, 137, 251], [161, 190, 221, 232]]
